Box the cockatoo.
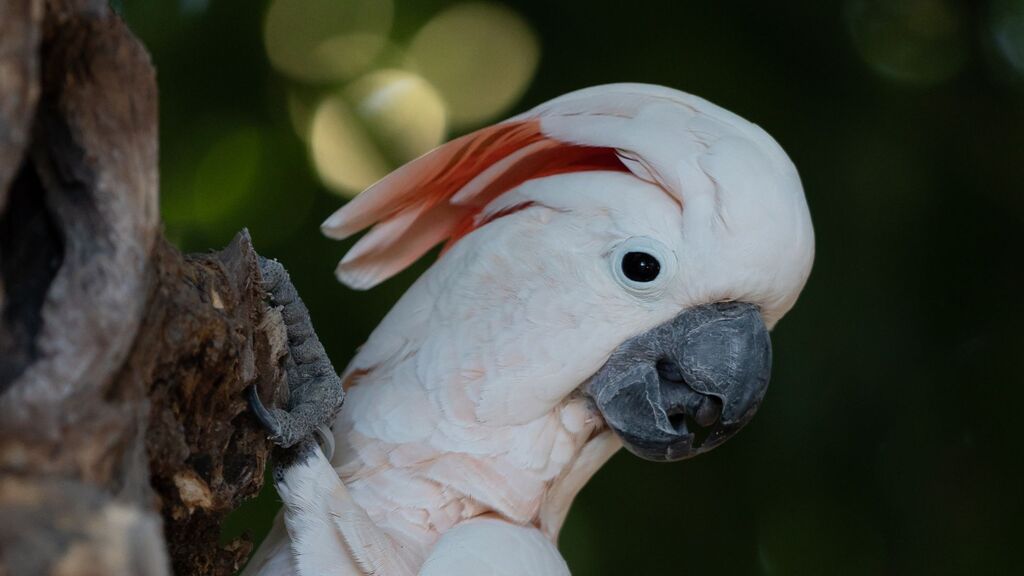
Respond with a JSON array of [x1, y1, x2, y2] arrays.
[[244, 83, 814, 576]]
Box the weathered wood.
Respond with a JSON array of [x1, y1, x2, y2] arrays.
[[140, 234, 288, 576], [0, 0, 42, 210], [0, 1, 291, 574]]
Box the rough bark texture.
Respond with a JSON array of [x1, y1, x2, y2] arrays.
[[0, 1, 290, 575]]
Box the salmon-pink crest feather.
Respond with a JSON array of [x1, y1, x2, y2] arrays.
[[321, 116, 630, 290]]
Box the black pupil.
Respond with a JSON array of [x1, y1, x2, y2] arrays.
[[621, 252, 661, 282]]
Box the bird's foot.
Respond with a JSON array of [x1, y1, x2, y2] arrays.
[[247, 257, 344, 449]]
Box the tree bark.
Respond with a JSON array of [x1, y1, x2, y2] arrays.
[[0, 1, 291, 574]]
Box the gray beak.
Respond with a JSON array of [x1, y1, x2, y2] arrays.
[[585, 302, 771, 461]]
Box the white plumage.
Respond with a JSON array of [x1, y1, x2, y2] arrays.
[[244, 83, 813, 575]]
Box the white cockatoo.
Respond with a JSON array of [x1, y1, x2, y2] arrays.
[[244, 83, 814, 576]]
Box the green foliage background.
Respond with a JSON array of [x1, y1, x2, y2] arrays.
[[121, 1, 1024, 574]]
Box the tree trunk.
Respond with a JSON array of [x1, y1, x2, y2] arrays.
[[0, 1, 291, 574]]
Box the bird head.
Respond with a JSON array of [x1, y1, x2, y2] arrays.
[[323, 83, 813, 462]]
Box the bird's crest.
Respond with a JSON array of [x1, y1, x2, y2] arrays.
[[322, 83, 796, 290], [321, 119, 626, 289]]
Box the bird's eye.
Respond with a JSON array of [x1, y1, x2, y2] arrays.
[[621, 251, 661, 282], [610, 236, 676, 297]]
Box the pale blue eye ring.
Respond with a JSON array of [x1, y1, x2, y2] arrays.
[[610, 236, 676, 296]]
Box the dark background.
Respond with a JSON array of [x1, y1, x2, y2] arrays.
[[118, 0, 1024, 574]]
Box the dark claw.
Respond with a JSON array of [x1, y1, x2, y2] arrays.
[[247, 385, 283, 442]]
